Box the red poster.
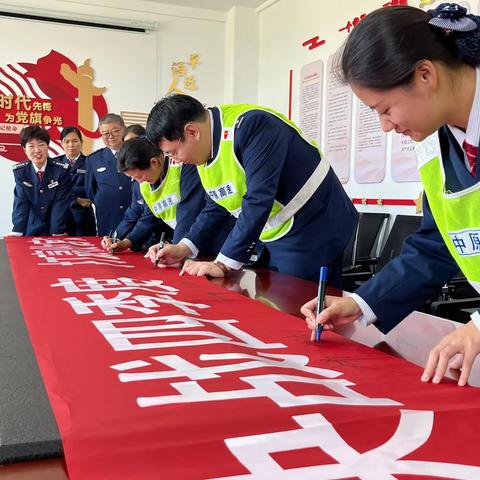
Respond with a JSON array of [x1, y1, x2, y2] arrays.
[[5, 237, 480, 479], [0, 50, 108, 160]]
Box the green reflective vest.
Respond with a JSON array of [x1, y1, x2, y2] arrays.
[[140, 160, 182, 229], [196, 104, 330, 242], [416, 133, 480, 293]]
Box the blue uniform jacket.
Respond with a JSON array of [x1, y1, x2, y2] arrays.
[[356, 126, 479, 333], [173, 162, 234, 256], [85, 147, 132, 236], [12, 158, 72, 235], [185, 106, 358, 281], [55, 154, 96, 236], [115, 181, 169, 251], [115, 163, 232, 255]]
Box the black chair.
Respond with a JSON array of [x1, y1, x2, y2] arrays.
[[342, 214, 423, 291], [429, 271, 480, 323], [430, 297, 480, 324], [375, 214, 423, 272], [343, 212, 389, 274]]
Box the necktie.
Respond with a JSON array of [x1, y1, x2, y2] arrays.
[[463, 140, 477, 177], [37, 170, 44, 184]]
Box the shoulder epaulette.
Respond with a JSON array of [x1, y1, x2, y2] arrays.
[[12, 160, 29, 170], [53, 160, 69, 169]]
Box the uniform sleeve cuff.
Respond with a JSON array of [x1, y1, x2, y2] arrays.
[[180, 238, 199, 258], [471, 311, 480, 331], [215, 253, 244, 271], [346, 292, 378, 327]]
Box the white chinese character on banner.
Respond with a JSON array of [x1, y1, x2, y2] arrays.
[[111, 352, 342, 382], [29, 238, 93, 247], [93, 315, 286, 351], [36, 256, 133, 267], [137, 373, 400, 409], [51, 277, 178, 295], [211, 410, 480, 479], [63, 292, 208, 316]]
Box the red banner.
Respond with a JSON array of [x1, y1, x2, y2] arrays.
[[5, 237, 480, 479]]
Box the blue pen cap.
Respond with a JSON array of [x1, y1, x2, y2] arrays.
[[319, 266, 329, 282]]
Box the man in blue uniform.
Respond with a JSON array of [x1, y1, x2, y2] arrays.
[[11, 125, 72, 236], [85, 113, 132, 236], [145, 94, 358, 285], [55, 126, 96, 235]]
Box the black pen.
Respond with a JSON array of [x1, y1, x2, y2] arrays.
[[154, 232, 166, 269], [315, 266, 329, 343]]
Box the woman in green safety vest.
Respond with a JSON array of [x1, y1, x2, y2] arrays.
[[116, 137, 233, 255], [302, 3, 480, 387]]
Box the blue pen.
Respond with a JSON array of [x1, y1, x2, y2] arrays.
[[315, 266, 328, 343]]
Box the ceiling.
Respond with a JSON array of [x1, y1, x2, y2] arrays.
[[142, 0, 267, 12]]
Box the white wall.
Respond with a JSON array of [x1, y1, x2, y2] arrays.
[[224, 6, 259, 103]]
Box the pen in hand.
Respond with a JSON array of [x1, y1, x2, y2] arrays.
[[315, 266, 329, 343], [110, 230, 118, 254], [154, 232, 166, 269]]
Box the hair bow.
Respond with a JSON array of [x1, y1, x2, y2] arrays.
[[428, 3, 477, 32]]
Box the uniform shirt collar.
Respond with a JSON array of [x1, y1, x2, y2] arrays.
[[67, 153, 81, 163], [208, 106, 221, 162], [32, 161, 47, 173], [447, 67, 480, 169]]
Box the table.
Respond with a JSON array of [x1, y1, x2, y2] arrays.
[[1, 241, 478, 479]]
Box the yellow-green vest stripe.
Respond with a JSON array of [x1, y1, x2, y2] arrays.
[[196, 104, 330, 242], [140, 160, 182, 229], [416, 133, 480, 293]]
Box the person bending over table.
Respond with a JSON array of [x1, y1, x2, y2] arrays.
[[302, 3, 480, 387], [144, 94, 358, 286]]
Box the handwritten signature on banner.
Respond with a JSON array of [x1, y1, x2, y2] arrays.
[[25, 236, 480, 479]]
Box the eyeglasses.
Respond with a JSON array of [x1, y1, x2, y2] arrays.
[[100, 128, 122, 138], [162, 138, 181, 159]]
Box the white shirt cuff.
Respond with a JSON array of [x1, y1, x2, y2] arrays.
[[8, 232, 24, 237], [471, 311, 480, 331], [215, 253, 244, 271], [180, 238, 199, 258], [347, 292, 378, 327]]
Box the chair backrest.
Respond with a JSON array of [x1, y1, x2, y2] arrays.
[[343, 225, 358, 268], [377, 214, 423, 271], [354, 212, 390, 262]]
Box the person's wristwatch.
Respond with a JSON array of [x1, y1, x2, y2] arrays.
[[213, 260, 230, 275]]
